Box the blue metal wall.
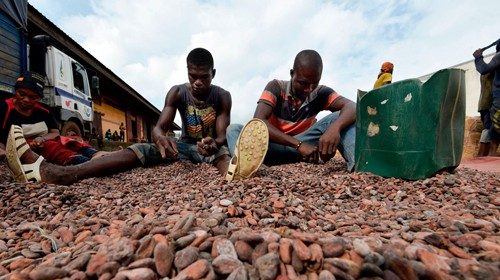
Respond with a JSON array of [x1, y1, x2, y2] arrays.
[[0, 9, 27, 96]]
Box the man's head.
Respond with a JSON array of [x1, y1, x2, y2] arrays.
[[14, 71, 45, 112], [381, 62, 394, 73], [186, 48, 215, 96], [290, 50, 323, 97], [15, 71, 45, 96]]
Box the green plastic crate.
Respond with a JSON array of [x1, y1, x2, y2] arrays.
[[355, 68, 466, 179]]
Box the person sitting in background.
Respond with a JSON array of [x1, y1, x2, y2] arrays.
[[373, 61, 394, 89], [96, 130, 104, 149], [105, 129, 112, 140], [112, 130, 120, 141], [0, 71, 106, 166]]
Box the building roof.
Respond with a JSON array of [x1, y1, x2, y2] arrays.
[[27, 4, 181, 130]]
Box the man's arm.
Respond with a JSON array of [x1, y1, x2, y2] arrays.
[[474, 49, 500, 74], [197, 90, 232, 156], [31, 129, 60, 148], [327, 96, 356, 132], [45, 129, 60, 139], [214, 90, 231, 147], [254, 102, 298, 147], [152, 86, 181, 158], [318, 96, 356, 161]]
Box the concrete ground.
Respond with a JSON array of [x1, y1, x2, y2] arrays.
[[459, 156, 500, 173]]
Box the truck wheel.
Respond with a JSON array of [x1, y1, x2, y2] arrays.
[[61, 121, 82, 136]]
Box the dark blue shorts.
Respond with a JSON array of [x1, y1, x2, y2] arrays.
[[68, 147, 98, 165]]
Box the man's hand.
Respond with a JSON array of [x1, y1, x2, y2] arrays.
[[30, 136, 45, 149], [197, 137, 218, 156], [473, 49, 484, 59], [318, 129, 341, 162], [154, 135, 178, 159], [297, 142, 319, 163]]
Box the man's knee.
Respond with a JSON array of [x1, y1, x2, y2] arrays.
[[227, 124, 243, 134], [319, 112, 340, 124], [127, 143, 161, 166], [226, 124, 244, 155]]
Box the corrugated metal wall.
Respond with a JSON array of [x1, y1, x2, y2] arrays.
[[0, 9, 26, 95]]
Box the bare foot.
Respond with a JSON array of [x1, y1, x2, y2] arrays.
[[19, 145, 40, 164], [215, 154, 231, 175]]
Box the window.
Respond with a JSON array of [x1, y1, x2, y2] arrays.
[[72, 62, 85, 93], [131, 120, 138, 142]]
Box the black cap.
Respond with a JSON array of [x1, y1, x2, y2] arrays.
[[15, 71, 45, 96]]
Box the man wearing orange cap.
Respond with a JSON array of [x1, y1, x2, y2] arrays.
[[373, 62, 394, 89]]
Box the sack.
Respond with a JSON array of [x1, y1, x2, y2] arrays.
[[355, 68, 466, 179]]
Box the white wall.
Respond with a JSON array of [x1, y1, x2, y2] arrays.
[[418, 53, 494, 117]]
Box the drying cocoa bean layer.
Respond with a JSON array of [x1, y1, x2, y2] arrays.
[[0, 160, 499, 280]]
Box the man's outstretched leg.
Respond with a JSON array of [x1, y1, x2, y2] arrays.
[[6, 125, 143, 185], [15, 147, 141, 185]]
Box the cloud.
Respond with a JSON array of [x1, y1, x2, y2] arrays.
[[29, 0, 500, 124]]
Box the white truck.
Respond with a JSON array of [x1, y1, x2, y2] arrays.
[[36, 39, 98, 136]]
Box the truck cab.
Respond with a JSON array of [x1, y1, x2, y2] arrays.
[[42, 45, 94, 136], [1, 1, 98, 137]]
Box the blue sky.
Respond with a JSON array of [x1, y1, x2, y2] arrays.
[[29, 0, 500, 123]]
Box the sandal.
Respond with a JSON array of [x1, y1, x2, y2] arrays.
[[225, 118, 269, 182], [6, 125, 43, 183]]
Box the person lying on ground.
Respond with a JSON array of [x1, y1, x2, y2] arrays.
[[0, 71, 107, 166], [3, 48, 232, 185]]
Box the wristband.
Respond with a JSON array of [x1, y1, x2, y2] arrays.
[[295, 141, 303, 150]]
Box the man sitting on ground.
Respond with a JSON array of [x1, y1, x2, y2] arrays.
[[226, 50, 356, 180], [3, 48, 232, 184], [0, 71, 106, 166]]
